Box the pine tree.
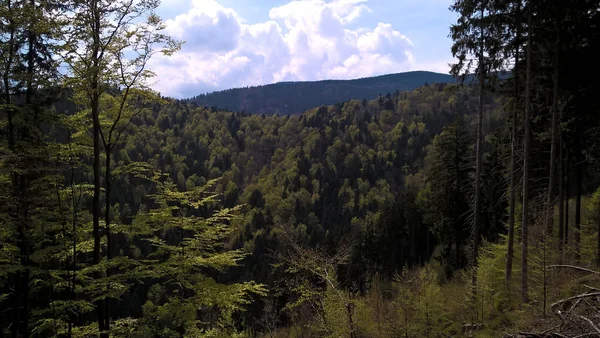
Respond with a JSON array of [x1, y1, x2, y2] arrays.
[[505, 0, 523, 286], [521, 0, 533, 303], [450, 0, 508, 268], [423, 116, 473, 271]]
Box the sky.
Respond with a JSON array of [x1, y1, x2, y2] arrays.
[[150, 0, 459, 98]]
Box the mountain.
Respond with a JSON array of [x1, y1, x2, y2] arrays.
[[187, 70, 456, 115]]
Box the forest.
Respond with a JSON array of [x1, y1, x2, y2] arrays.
[[1, 0, 600, 337], [186, 71, 457, 116]]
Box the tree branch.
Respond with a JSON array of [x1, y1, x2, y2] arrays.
[[549, 265, 600, 276]]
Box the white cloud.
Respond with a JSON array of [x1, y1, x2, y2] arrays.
[[150, 0, 416, 98]]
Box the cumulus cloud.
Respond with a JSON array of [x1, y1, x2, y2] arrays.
[[149, 0, 415, 98]]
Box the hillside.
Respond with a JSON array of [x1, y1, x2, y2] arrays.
[[4, 0, 600, 336], [187, 70, 456, 115], [106, 82, 511, 330], [5, 77, 600, 337]]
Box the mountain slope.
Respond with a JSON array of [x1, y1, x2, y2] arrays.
[[187, 70, 456, 115]]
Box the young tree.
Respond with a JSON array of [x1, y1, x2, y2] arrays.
[[130, 177, 266, 336], [61, 0, 180, 333], [277, 229, 357, 337]]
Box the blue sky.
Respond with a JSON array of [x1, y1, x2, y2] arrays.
[[150, 0, 458, 98]]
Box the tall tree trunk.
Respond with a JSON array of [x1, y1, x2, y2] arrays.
[[92, 97, 105, 335], [409, 209, 416, 268], [456, 223, 461, 269], [91, 0, 106, 334], [558, 134, 564, 256], [104, 146, 112, 332], [456, 117, 463, 269], [70, 165, 78, 336], [506, 5, 521, 284], [15, 174, 31, 338], [3, 0, 16, 152], [597, 196, 600, 268], [426, 223, 431, 264], [15, 10, 38, 335], [10, 5, 37, 336], [565, 155, 570, 247], [2, 3, 19, 335], [521, 0, 533, 304], [542, 22, 559, 316], [473, 2, 485, 275], [574, 137, 582, 264], [544, 24, 560, 236]]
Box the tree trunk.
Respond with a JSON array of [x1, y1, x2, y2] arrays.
[[506, 98, 518, 283], [544, 24, 560, 237], [3, 0, 16, 152], [574, 139, 582, 264], [558, 134, 564, 257], [11, 4, 36, 335], [91, 0, 106, 333], [92, 96, 105, 335], [104, 146, 112, 332], [426, 223, 431, 263], [15, 176, 31, 338], [521, 0, 533, 304], [456, 223, 461, 269], [473, 3, 485, 278], [25, 0, 34, 126], [456, 117, 463, 269], [70, 166, 78, 336], [506, 7, 521, 284], [565, 149, 570, 248], [409, 214, 416, 268], [2, 4, 19, 335], [597, 196, 600, 269], [16, 11, 37, 335], [346, 303, 357, 338]]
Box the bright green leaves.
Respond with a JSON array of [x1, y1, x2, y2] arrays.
[[126, 179, 266, 335]]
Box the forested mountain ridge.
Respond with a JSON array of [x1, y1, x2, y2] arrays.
[[110, 82, 511, 330], [186, 71, 457, 115], [3, 0, 600, 336], [122, 82, 500, 241]]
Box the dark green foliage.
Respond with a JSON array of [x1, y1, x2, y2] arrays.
[[422, 116, 474, 272], [108, 83, 509, 325], [2, 0, 600, 334], [188, 71, 457, 115]]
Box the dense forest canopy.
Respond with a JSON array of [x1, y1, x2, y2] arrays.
[[186, 71, 458, 116], [2, 0, 600, 337]]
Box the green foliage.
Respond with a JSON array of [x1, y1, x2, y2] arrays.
[[130, 179, 266, 336], [421, 115, 473, 271], [3, 0, 600, 333], [190, 71, 456, 115], [391, 264, 458, 338]]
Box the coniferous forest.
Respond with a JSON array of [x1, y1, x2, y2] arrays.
[[1, 0, 600, 337]]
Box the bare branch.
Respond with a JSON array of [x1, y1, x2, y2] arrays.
[[579, 316, 600, 334], [549, 265, 600, 276]]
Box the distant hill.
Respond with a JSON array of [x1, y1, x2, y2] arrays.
[[187, 71, 457, 115]]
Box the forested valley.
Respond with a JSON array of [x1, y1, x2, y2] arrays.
[[2, 0, 600, 337]]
